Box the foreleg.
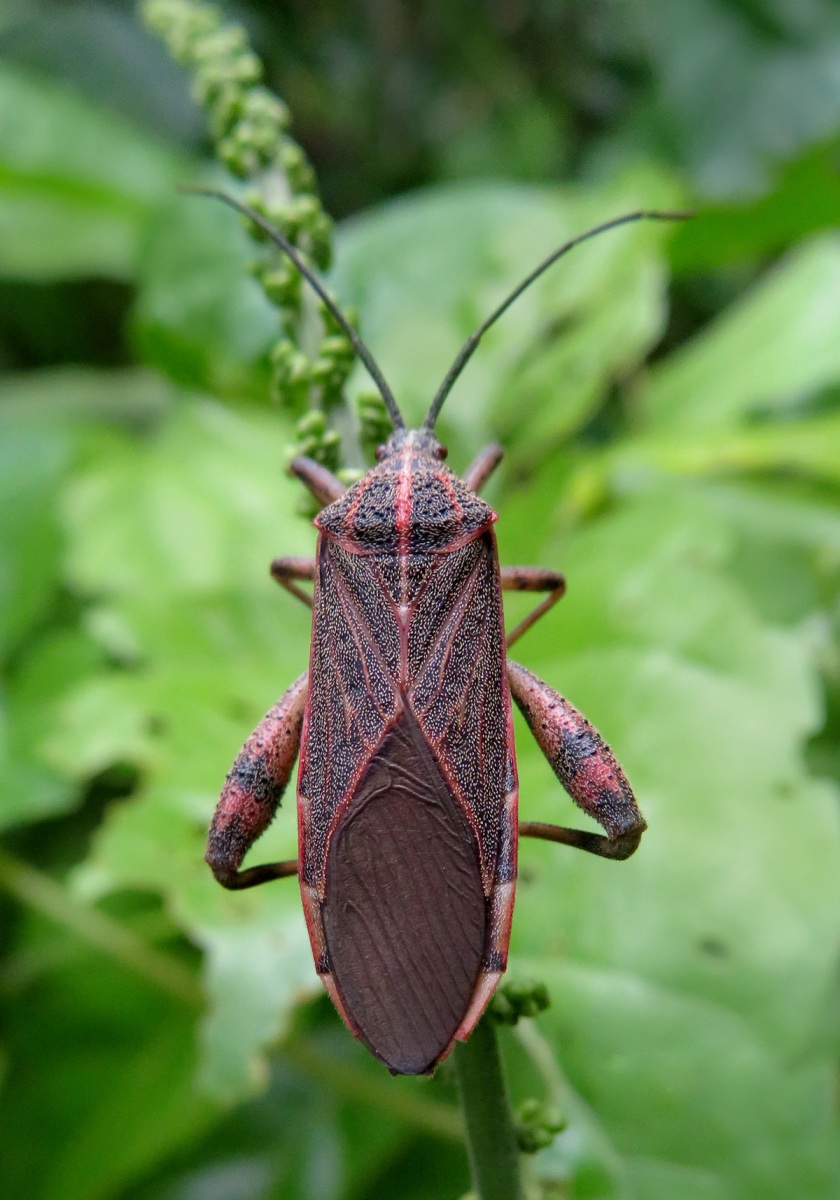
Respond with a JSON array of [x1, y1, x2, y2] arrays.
[[206, 672, 307, 888], [289, 455, 345, 506], [272, 456, 342, 606], [463, 443, 504, 492], [508, 660, 645, 860]]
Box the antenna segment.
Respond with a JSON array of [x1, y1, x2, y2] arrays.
[[184, 186, 405, 431]]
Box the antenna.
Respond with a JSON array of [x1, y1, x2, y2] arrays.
[[423, 208, 693, 430], [183, 186, 405, 431]]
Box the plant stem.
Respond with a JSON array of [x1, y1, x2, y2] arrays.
[[452, 1016, 524, 1200]]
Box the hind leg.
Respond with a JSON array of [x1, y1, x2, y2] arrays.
[[206, 672, 307, 888], [508, 660, 645, 860]]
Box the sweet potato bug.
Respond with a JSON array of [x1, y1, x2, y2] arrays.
[[202, 191, 684, 1074]]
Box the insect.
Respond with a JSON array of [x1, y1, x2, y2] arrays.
[[203, 191, 679, 1075]]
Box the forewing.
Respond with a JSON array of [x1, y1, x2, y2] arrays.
[[409, 531, 512, 881], [322, 707, 486, 1074], [299, 536, 399, 885]]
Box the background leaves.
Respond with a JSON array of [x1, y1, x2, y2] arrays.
[[1, 3, 840, 1199]]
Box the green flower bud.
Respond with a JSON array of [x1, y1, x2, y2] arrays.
[[515, 1097, 567, 1154], [320, 334, 355, 364], [216, 134, 258, 178], [272, 352, 312, 411], [192, 26, 250, 64], [307, 211, 333, 269], [491, 979, 551, 1025], [296, 411, 326, 437], [261, 265, 302, 309], [280, 141, 316, 193], [319, 429, 342, 470]]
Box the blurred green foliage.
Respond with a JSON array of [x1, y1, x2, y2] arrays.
[[1, 2, 840, 1199]]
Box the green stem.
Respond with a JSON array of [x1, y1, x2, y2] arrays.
[[452, 1016, 524, 1200]]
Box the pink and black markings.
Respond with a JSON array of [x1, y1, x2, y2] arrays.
[[200, 190, 657, 1076], [207, 429, 646, 1075]]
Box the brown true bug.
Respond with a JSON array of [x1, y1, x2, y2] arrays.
[[202, 191, 682, 1075]]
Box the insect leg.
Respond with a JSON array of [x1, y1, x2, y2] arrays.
[[289, 454, 346, 506], [508, 660, 646, 860], [462, 442, 504, 492], [206, 672, 308, 889], [501, 565, 566, 648], [274, 458, 342, 608], [270, 556, 316, 608]]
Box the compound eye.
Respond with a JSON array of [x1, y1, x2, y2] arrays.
[[375, 444, 387, 461], [434, 443, 448, 460]]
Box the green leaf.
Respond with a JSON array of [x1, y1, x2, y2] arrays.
[[0, 930, 218, 1200], [0, 630, 103, 831], [0, 417, 69, 655], [0, 408, 104, 830], [131, 190, 277, 399], [64, 400, 308, 600], [700, 479, 840, 625], [0, 368, 190, 832], [616, 0, 840, 198], [507, 484, 840, 1197], [642, 235, 840, 431], [0, 65, 183, 280], [0, 365, 174, 426], [332, 170, 680, 460], [196, 918, 317, 1098], [56, 397, 318, 1097], [670, 140, 840, 273], [580, 412, 840, 504]]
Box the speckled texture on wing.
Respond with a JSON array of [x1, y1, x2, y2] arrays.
[[296, 439, 519, 1073], [322, 708, 486, 1074]]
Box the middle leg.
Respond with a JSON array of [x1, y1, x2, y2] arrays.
[[271, 556, 316, 608], [501, 565, 566, 649]]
